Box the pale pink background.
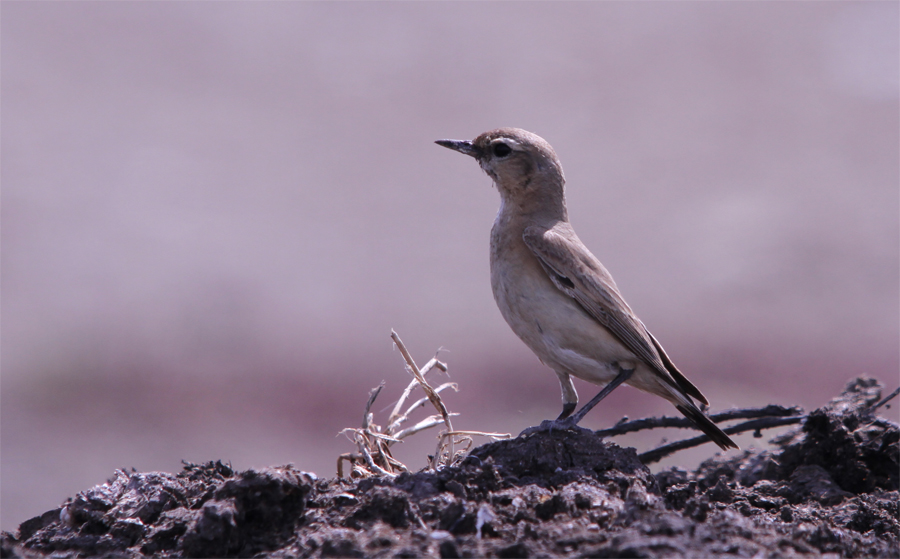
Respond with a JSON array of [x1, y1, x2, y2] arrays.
[[2, 2, 898, 531]]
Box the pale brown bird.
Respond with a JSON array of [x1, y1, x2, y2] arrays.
[[436, 128, 737, 451]]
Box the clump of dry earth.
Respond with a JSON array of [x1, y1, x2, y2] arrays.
[[3, 377, 897, 558]]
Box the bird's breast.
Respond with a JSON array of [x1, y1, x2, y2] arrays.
[[489, 218, 635, 383], [493, 284, 627, 385]]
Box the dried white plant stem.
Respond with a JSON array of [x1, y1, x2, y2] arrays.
[[337, 331, 511, 478], [390, 330, 456, 467]]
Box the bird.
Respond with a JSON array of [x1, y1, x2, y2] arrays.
[[436, 128, 738, 451]]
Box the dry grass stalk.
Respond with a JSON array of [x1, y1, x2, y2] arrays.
[[390, 330, 458, 469], [337, 331, 511, 478], [435, 430, 512, 467]]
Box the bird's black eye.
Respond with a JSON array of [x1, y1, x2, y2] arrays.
[[492, 142, 512, 157]]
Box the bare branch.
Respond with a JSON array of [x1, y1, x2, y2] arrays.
[[638, 415, 805, 464], [594, 405, 803, 438], [866, 387, 900, 414]]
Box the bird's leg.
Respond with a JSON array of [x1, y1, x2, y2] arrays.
[[518, 365, 634, 438], [557, 402, 576, 420], [568, 365, 634, 425], [555, 372, 578, 419]]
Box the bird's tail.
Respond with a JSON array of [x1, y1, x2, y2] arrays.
[[674, 403, 739, 451]]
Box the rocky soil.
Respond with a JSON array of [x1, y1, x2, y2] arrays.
[[2, 377, 897, 558]]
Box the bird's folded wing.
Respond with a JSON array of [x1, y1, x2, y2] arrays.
[[645, 328, 709, 406], [522, 225, 670, 376]]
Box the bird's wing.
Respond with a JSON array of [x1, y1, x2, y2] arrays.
[[522, 224, 672, 378], [646, 329, 709, 406]]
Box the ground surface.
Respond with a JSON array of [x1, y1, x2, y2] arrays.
[[2, 377, 897, 558]]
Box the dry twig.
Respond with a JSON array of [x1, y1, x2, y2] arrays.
[[391, 330, 456, 468], [387, 382, 458, 434], [638, 415, 806, 464], [595, 405, 802, 438], [387, 358, 449, 428], [337, 331, 511, 478], [866, 387, 900, 414], [436, 430, 512, 467]]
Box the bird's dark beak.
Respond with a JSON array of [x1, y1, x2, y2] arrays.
[[435, 139, 481, 159]]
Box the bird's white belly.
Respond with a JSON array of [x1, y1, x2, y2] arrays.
[[492, 259, 633, 386], [538, 332, 621, 384]]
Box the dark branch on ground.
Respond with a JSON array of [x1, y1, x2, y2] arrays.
[[638, 415, 806, 464], [866, 386, 899, 413], [594, 404, 802, 438]]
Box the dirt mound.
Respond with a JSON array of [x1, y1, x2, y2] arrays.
[[3, 377, 897, 558]]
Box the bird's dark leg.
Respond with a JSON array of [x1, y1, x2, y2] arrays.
[[568, 365, 634, 425], [519, 365, 634, 438], [558, 402, 577, 420]]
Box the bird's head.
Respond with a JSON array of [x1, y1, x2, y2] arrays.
[[436, 128, 566, 206]]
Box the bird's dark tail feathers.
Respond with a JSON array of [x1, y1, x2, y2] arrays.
[[675, 404, 739, 451]]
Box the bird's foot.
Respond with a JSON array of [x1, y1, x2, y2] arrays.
[[517, 417, 594, 438]]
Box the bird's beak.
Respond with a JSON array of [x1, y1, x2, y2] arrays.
[[435, 139, 481, 159]]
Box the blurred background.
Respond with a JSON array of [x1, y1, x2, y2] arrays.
[[2, 2, 897, 531]]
